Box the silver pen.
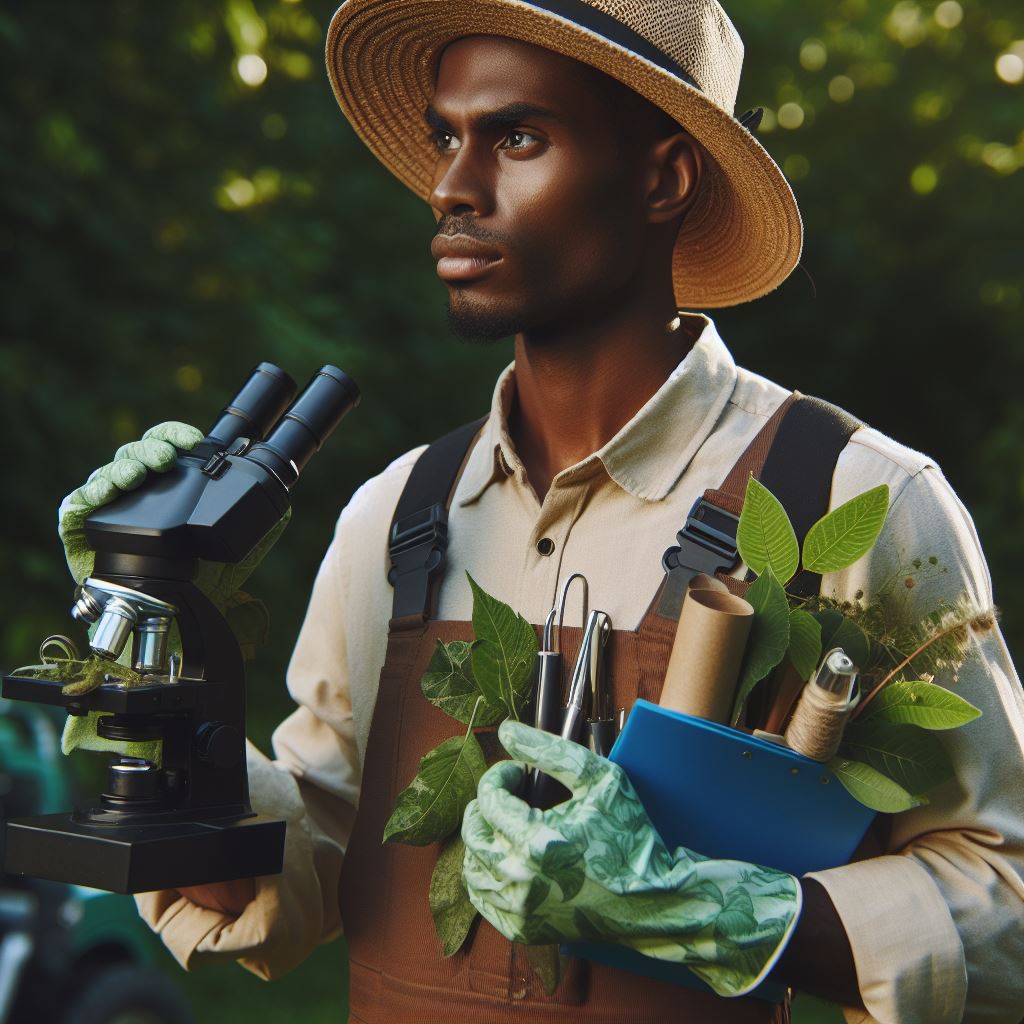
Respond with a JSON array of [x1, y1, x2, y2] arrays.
[[561, 610, 611, 744]]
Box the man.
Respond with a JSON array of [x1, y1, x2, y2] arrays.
[[71, 1, 1022, 1021]]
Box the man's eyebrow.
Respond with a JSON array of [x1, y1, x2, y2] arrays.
[[424, 102, 562, 134], [477, 102, 562, 131], [424, 104, 453, 133]]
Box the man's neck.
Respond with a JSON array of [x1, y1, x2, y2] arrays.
[[508, 298, 701, 501]]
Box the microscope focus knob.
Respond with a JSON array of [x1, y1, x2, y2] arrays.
[[194, 722, 242, 770]]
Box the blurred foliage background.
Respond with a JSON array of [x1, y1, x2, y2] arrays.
[[1, 0, 1020, 1020]]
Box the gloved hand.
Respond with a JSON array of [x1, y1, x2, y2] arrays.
[[462, 721, 802, 997], [59, 421, 205, 585], [57, 420, 289, 610]]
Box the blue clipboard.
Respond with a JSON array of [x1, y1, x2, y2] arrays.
[[564, 699, 876, 999]]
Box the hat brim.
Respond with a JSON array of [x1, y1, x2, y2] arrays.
[[326, 0, 803, 308]]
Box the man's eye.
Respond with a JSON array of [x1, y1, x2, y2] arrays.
[[431, 129, 460, 152], [502, 130, 538, 151]]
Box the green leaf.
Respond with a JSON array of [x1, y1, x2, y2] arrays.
[[829, 757, 925, 813], [803, 484, 890, 574], [812, 611, 871, 668], [811, 608, 844, 645], [383, 732, 487, 846], [859, 679, 982, 730], [730, 568, 791, 726], [421, 639, 504, 726], [737, 477, 800, 584], [468, 573, 538, 720], [787, 608, 823, 681], [429, 835, 478, 957], [841, 721, 953, 794]]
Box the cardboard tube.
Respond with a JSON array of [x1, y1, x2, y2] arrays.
[[659, 588, 754, 723], [687, 573, 729, 595]]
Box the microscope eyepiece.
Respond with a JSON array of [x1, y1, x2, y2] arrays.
[[84, 362, 359, 570], [247, 365, 360, 487], [205, 362, 297, 448]]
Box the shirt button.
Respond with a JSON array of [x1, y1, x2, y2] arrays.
[[536, 538, 555, 556], [511, 980, 528, 1000]]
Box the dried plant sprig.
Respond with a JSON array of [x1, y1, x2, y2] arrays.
[[18, 657, 145, 696], [854, 598, 999, 718]]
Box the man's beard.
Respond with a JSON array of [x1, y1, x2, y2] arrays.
[[445, 292, 525, 344], [436, 213, 523, 342]]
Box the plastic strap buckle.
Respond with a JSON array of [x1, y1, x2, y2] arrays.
[[658, 497, 740, 618], [388, 504, 449, 620], [663, 496, 740, 575]]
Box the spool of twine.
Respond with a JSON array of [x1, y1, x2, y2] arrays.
[[784, 683, 854, 762]]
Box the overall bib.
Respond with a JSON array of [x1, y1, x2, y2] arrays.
[[340, 394, 863, 1023]]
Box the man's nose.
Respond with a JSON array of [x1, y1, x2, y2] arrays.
[[429, 145, 494, 218]]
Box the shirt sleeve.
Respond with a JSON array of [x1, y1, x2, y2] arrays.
[[806, 464, 1024, 1024], [135, 504, 362, 980]]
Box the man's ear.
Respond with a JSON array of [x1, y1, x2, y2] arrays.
[[645, 132, 702, 225]]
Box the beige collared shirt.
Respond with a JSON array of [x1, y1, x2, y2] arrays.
[[137, 315, 1024, 1024]]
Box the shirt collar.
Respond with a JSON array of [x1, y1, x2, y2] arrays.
[[457, 314, 738, 506]]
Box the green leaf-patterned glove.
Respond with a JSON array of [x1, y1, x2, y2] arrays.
[[462, 720, 802, 997], [56, 421, 289, 608], [58, 422, 205, 586]]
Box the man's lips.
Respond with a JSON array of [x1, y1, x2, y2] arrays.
[[431, 234, 502, 282]]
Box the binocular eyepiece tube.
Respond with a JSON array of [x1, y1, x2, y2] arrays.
[[203, 363, 360, 489], [247, 365, 360, 488], [205, 362, 297, 449]]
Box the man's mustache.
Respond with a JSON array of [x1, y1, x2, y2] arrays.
[[435, 214, 511, 245]]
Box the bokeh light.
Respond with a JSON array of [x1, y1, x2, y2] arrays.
[[800, 39, 828, 71], [934, 2, 963, 29], [910, 164, 939, 194], [783, 154, 811, 180], [778, 102, 805, 129], [236, 53, 268, 87], [995, 52, 1024, 84], [828, 75, 855, 102], [886, 2, 927, 47]]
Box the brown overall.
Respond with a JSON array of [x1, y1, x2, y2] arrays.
[[339, 394, 858, 1023]]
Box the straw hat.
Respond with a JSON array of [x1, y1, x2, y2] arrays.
[[325, 0, 803, 309]]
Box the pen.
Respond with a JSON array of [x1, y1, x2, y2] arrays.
[[525, 574, 588, 807], [561, 610, 610, 744], [532, 607, 563, 735]]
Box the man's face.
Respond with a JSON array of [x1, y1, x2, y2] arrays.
[[428, 36, 662, 341]]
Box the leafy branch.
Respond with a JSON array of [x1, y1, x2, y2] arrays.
[[383, 573, 538, 957], [734, 477, 985, 813]]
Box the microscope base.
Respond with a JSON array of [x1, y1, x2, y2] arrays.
[[3, 812, 286, 893]]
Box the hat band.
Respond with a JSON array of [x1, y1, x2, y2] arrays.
[[520, 0, 702, 93]]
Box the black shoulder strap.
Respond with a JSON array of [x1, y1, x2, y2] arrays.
[[387, 417, 487, 623], [759, 395, 861, 598]]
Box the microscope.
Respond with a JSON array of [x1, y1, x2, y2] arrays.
[[2, 363, 359, 893]]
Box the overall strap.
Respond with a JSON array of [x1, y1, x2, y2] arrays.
[[388, 417, 487, 626], [657, 393, 861, 617], [760, 396, 862, 597]]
